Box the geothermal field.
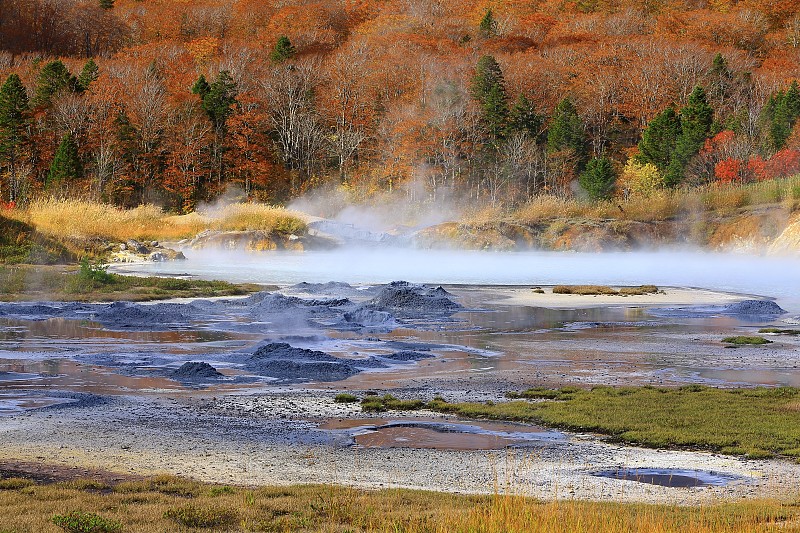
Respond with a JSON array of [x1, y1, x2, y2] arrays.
[[3, 218, 800, 508]]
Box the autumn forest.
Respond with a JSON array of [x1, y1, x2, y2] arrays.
[[2, 0, 800, 212]]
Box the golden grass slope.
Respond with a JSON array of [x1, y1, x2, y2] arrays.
[[0, 475, 798, 532], [4, 199, 308, 243]]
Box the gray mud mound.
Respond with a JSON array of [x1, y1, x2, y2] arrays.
[[249, 342, 340, 363], [368, 281, 462, 314], [382, 350, 435, 362], [651, 299, 786, 319], [237, 292, 302, 311], [285, 281, 380, 300], [243, 342, 375, 383], [722, 300, 786, 315], [249, 360, 360, 383], [383, 340, 437, 351], [0, 302, 91, 320], [94, 301, 198, 330], [230, 292, 350, 313], [336, 307, 397, 330], [173, 361, 223, 380]]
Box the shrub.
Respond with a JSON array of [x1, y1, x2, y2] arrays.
[[164, 505, 238, 528], [77, 257, 113, 284], [617, 159, 664, 198], [51, 511, 122, 533]]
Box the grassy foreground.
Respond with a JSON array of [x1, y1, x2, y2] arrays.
[[0, 264, 261, 302], [0, 474, 798, 533], [364, 386, 800, 459]]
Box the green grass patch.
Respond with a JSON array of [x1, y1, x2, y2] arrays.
[[334, 393, 359, 403], [760, 328, 800, 335], [357, 387, 800, 459], [0, 264, 262, 302], [52, 511, 122, 533], [722, 336, 773, 345], [360, 394, 426, 412], [506, 386, 581, 400], [423, 386, 800, 458]]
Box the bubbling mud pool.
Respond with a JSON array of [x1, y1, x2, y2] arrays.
[[593, 468, 742, 488]]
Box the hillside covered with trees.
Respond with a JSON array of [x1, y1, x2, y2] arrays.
[[2, 0, 800, 212]]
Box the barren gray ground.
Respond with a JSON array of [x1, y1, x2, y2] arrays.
[[1, 282, 800, 503]]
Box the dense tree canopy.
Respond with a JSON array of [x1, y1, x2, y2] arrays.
[[1, 0, 800, 209]]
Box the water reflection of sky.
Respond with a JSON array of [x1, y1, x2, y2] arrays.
[[116, 249, 800, 312]]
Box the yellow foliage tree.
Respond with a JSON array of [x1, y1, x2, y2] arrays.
[[617, 159, 664, 199]]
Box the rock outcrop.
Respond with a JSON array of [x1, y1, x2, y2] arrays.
[[110, 239, 186, 263]]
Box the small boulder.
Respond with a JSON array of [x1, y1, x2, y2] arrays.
[[126, 239, 149, 254]]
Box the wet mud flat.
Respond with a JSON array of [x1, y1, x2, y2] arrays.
[[1, 281, 800, 502]]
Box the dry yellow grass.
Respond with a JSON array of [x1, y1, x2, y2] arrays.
[[212, 203, 307, 234], [0, 476, 798, 532], [6, 199, 307, 243], [513, 195, 587, 224], [513, 175, 800, 225]]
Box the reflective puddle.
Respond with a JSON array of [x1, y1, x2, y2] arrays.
[[593, 468, 741, 487], [0, 392, 78, 414], [321, 418, 564, 450]]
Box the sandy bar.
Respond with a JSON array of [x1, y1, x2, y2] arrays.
[[472, 286, 754, 309]]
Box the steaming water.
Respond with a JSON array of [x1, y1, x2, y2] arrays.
[[118, 249, 800, 312]]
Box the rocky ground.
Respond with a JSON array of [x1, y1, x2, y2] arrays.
[[2, 391, 798, 504]]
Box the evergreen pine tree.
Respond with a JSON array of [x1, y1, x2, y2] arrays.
[[33, 61, 76, 108], [761, 83, 800, 152], [708, 53, 732, 102], [0, 74, 30, 198], [197, 71, 237, 130], [579, 156, 616, 200], [636, 105, 681, 172], [479, 9, 497, 37], [47, 133, 82, 189], [191, 74, 210, 100], [0, 74, 30, 155], [270, 36, 296, 63], [787, 80, 800, 119], [664, 86, 713, 187], [509, 94, 543, 140], [471, 55, 509, 144], [546, 98, 587, 164], [769, 91, 792, 151], [99, 0, 114, 9], [77, 59, 99, 92]]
